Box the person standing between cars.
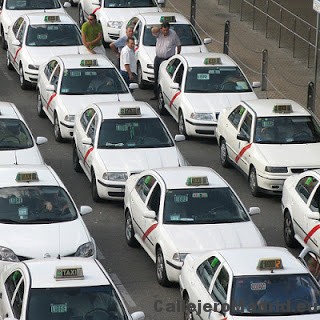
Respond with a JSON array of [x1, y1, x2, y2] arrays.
[[81, 13, 106, 55], [120, 37, 137, 86], [150, 21, 181, 100]]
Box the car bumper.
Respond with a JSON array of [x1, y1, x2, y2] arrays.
[[24, 69, 39, 83], [60, 121, 74, 139], [185, 119, 217, 137], [104, 28, 121, 42], [142, 67, 154, 83], [166, 259, 183, 282], [97, 179, 125, 200], [256, 171, 286, 193]]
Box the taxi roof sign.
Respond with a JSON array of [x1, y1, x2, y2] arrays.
[[204, 57, 222, 65], [55, 266, 84, 280], [257, 258, 283, 271], [186, 176, 209, 186], [80, 59, 98, 67], [44, 16, 60, 22], [160, 16, 176, 23], [119, 107, 141, 116], [273, 104, 292, 113], [16, 172, 39, 182]]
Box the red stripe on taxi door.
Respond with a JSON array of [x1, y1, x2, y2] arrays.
[[46, 93, 57, 109], [235, 143, 252, 163], [304, 225, 320, 244], [142, 223, 158, 241], [13, 47, 22, 62], [93, 7, 101, 14], [169, 91, 181, 108], [84, 146, 94, 164]]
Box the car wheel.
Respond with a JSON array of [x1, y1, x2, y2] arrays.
[[125, 211, 139, 247], [36, 91, 46, 118], [249, 166, 260, 197], [91, 170, 102, 202], [158, 88, 168, 115], [284, 211, 299, 248], [19, 65, 30, 90], [178, 110, 188, 137], [220, 139, 230, 168], [1, 27, 7, 50], [137, 63, 147, 89], [79, 6, 85, 26], [54, 113, 64, 142], [6, 50, 13, 70], [183, 294, 194, 320], [156, 247, 170, 287], [73, 143, 83, 173]]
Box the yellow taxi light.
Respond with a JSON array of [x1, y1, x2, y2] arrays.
[[44, 16, 60, 22], [186, 176, 209, 186], [80, 59, 98, 67], [204, 57, 222, 65], [257, 258, 283, 271], [273, 104, 292, 113], [160, 16, 176, 23], [55, 267, 84, 280], [16, 172, 39, 182], [119, 107, 141, 116]]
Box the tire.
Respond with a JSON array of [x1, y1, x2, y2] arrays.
[[183, 294, 194, 320], [36, 92, 46, 118], [53, 113, 64, 142], [1, 27, 7, 50], [73, 143, 83, 173], [156, 247, 170, 287], [178, 110, 188, 137], [6, 50, 13, 70], [158, 88, 168, 115], [137, 63, 147, 89], [19, 65, 30, 90], [284, 211, 299, 248], [220, 139, 230, 168], [79, 6, 85, 26], [249, 166, 260, 197], [91, 170, 102, 202], [125, 211, 139, 247]]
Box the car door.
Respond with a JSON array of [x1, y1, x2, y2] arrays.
[[8, 17, 24, 70]]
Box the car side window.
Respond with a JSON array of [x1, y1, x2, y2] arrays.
[[87, 114, 97, 142], [147, 183, 161, 215], [44, 60, 58, 80], [228, 105, 246, 129], [239, 111, 252, 139], [12, 17, 24, 36], [173, 64, 184, 87], [166, 59, 181, 78], [211, 266, 229, 303], [80, 108, 96, 131], [197, 256, 221, 290], [13, 280, 24, 318], [5, 270, 24, 318], [50, 65, 60, 87], [301, 251, 320, 281], [135, 175, 156, 202], [296, 176, 319, 204], [310, 185, 320, 212], [16, 21, 26, 42]]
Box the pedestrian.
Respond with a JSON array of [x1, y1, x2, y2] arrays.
[[81, 13, 106, 55], [150, 21, 181, 100], [120, 36, 137, 86]]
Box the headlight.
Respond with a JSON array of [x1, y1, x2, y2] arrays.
[[146, 64, 154, 69], [190, 113, 214, 121], [75, 242, 95, 258], [0, 246, 19, 262], [103, 172, 128, 181], [28, 64, 39, 70], [265, 166, 288, 173], [107, 21, 123, 29], [172, 253, 188, 262], [64, 115, 75, 122]]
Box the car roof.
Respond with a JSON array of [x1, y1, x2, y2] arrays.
[[0, 164, 61, 188], [24, 12, 75, 25], [55, 54, 115, 69], [93, 101, 159, 119], [241, 99, 310, 117], [23, 258, 110, 288], [0, 101, 21, 120], [137, 11, 191, 25], [176, 52, 238, 67], [152, 166, 229, 189]]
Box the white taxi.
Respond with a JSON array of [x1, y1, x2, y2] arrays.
[[6, 12, 88, 90], [282, 169, 320, 253], [216, 99, 320, 196], [78, 0, 163, 43], [124, 166, 265, 286], [0, 258, 145, 320], [179, 247, 320, 320], [158, 53, 260, 138], [0, 0, 70, 50], [0, 101, 47, 164], [73, 101, 187, 202], [0, 165, 96, 262], [37, 55, 136, 142], [123, 12, 211, 88]]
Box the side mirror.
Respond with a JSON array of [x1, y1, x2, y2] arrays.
[[36, 136, 48, 145], [248, 207, 260, 216], [12, 39, 21, 46], [129, 83, 139, 90], [143, 210, 156, 219], [237, 133, 249, 142], [306, 211, 320, 220], [45, 84, 55, 92], [174, 134, 185, 142], [63, 2, 71, 7], [252, 81, 261, 88], [170, 82, 179, 90], [80, 205, 92, 216], [82, 137, 92, 145], [131, 311, 145, 320], [203, 38, 212, 45]]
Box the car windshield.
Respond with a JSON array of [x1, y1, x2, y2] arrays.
[[103, 0, 156, 7], [27, 285, 128, 320], [230, 274, 320, 316], [254, 116, 320, 144], [143, 24, 201, 46], [0, 186, 77, 223], [26, 24, 82, 47], [185, 66, 251, 93], [0, 119, 33, 150], [163, 187, 249, 224], [97, 118, 174, 149], [6, 0, 61, 10], [60, 68, 129, 95]]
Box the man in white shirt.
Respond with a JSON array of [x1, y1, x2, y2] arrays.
[[120, 37, 136, 86]]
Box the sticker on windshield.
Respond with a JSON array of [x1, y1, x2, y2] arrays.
[[9, 196, 23, 205], [262, 120, 274, 127], [61, 88, 69, 93], [192, 192, 208, 198], [174, 194, 188, 203], [169, 214, 180, 221], [37, 34, 48, 40], [51, 304, 68, 313], [47, 26, 59, 31], [197, 74, 209, 80], [250, 282, 266, 291], [85, 71, 97, 76], [70, 71, 81, 77], [208, 69, 220, 74], [18, 207, 28, 219]]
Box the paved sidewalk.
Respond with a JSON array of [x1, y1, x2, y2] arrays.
[[165, 0, 320, 117]]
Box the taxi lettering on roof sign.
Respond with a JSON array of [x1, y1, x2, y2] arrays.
[[160, 16, 176, 23], [80, 59, 98, 67], [204, 57, 222, 65], [16, 172, 39, 182], [186, 176, 209, 186], [55, 266, 84, 280], [273, 104, 293, 113], [119, 107, 141, 116], [44, 16, 60, 22], [257, 258, 283, 270]]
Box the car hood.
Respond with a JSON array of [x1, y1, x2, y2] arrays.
[[98, 147, 180, 172], [0, 219, 89, 259], [255, 143, 320, 167], [100, 7, 160, 21], [163, 221, 265, 252], [0, 149, 43, 165]]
